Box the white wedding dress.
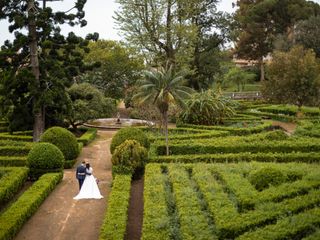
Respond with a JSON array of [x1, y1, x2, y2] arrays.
[[74, 167, 103, 200]]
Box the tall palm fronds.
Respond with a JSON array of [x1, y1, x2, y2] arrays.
[[133, 65, 193, 155]]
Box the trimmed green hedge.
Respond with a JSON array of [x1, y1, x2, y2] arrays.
[[99, 174, 132, 240], [0, 127, 7, 133], [0, 172, 63, 240], [244, 110, 296, 122], [0, 156, 27, 166], [27, 143, 64, 180], [0, 146, 32, 156], [0, 134, 32, 142], [77, 128, 97, 146], [295, 121, 320, 138], [176, 121, 273, 135], [236, 207, 320, 240], [191, 164, 320, 239], [153, 137, 320, 155], [110, 127, 150, 154], [149, 130, 229, 142], [0, 167, 29, 205], [40, 126, 79, 161], [302, 229, 320, 240], [257, 105, 320, 117], [149, 152, 320, 164], [0, 140, 33, 147], [142, 164, 170, 240], [168, 164, 214, 239]]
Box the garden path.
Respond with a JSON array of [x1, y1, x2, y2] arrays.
[[15, 130, 116, 240], [271, 120, 297, 135]]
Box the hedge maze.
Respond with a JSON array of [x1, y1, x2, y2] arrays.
[[0, 125, 96, 240], [142, 163, 320, 240], [101, 105, 320, 239]]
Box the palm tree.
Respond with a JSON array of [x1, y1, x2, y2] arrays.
[[133, 65, 193, 155]]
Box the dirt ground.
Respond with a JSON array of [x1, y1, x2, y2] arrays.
[[271, 120, 297, 135], [15, 131, 116, 240], [125, 178, 144, 240]]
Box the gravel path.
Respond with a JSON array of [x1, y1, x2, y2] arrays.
[[15, 131, 116, 240]]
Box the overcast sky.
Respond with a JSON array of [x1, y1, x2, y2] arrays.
[[0, 0, 236, 44], [0, 0, 319, 44]]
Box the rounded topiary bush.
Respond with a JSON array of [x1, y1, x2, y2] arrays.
[[110, 127, 150, 154], [249, 167, 286, 191], [111, 140, 147, 175], [40, 126, 79, 160], [27, 142, 64, 180]]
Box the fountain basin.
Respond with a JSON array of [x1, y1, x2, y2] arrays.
[[83, 118, 155, 129]]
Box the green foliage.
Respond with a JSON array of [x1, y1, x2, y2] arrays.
[[0, 133, 33, 142], [27, 143, 64, 180], [150, 151, 320, 164], [67, 83, 116, 129], [237, 208, 320, 240], [99, 174, 132, 240], [234, 0, 319, 81], [249, 167, 286, 191], [111, 140, 148, 175], [0, 172, 62, 240], [153, 135, 320, 155], [0, 146, 32, 156], [115, 0, 196, 66], [142, 162, 320, 239], [223, 67, 256, 92], [177, 121, 273, 135], [0, 0, 97, 138], [142, 165, 171, 239], [179, 89, 235, 125], [81, 40, 144, 100], [133, 64, 193, 155], [257, 105, 320, 117], [168, 164, 214, 239], [296, 15, 320, 58], [110, 127, 150, 154], [295, 121, 320, 138], [0, 156, 27, 167], [0, 167, 29, 205], [77, 128, 97, 146], [40, 126, 79, 160], [262, 46, 320, 107]]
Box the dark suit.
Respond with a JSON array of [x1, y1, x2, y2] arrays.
[[76, 164, 86, 189]]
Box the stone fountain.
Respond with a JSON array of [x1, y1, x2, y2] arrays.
[[83, 112, 154, 129]]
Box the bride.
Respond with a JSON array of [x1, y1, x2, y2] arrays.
[[74, 163, 103, 200]]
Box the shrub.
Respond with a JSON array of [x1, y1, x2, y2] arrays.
[[249, 167, 286, 191], [111, 140, 147, 175], [27, 143, 64, 180], [0, 172, 62, 240], [77, 128, 97, 146], [99, 174, 131, 240], [110, 127, 150, 154], [179, 90, 235, 125], [263, 130, 288, 140], [40, 126, 79, 160]]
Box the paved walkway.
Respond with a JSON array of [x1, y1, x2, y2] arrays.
[[15, 131, 116, 240]]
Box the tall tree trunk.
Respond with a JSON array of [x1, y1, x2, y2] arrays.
[[163, 111, 169, 156], [259, 58, 265, 81], [28, 0, 45, 141], [166, 0, 175, 66]]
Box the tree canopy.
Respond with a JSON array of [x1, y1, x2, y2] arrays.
[[262, 45, 320, 108], [80, 40, 144, 99], [0, 0, 98, 140], [233, 0, 320, 81]]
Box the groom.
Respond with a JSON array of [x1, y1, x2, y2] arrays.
[[76, 161, 86, 190]]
